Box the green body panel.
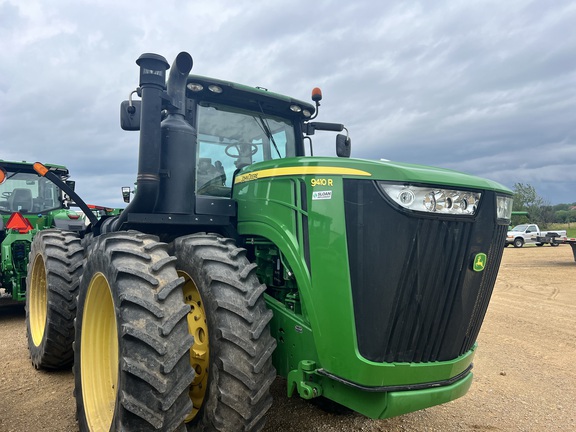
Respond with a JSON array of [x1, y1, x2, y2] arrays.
[[286, 358, 474, 419], [0, 230, 34, 301], [235, 156, 510, 416], [1, 209, 77, 230], [0, 210, 83, 303], [319, 370, 474, 419], [264, 295, 319, 375]]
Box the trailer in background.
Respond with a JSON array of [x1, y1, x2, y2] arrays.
[[534, 235, 576, 261]]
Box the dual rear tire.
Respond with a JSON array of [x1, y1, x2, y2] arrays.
[[173, 234, 277, 432], [74, 231, 194, 431], [73, 232, 275, 431], [27, 230, 276, 431]]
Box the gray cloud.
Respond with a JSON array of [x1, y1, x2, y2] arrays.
[[1, 0, 574, 206]]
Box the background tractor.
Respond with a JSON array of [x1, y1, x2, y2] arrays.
[[0, 160, 85, 307], [28, 52, 514, 432]]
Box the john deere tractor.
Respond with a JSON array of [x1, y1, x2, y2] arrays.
[[27, 52, 513, 431], [0, 160, 85, 308]]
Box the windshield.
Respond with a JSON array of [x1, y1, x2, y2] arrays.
[[0, 171, 62, 214], [511, 225, 528, 232], [196, 103, 296, 197]]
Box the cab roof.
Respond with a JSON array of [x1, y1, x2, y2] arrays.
[[0, 160, 69, 174], [185, 74, 316, 120]]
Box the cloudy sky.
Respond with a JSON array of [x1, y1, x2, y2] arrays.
[[1, 0, 575, 207]]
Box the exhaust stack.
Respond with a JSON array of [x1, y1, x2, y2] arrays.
[[110, 53, 169, 231], [109, 52, 196, 231], [167, 52, 193, 116], [155, 52, 196, 214]]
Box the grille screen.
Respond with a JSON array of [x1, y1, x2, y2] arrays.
[[343, 180, 506, 363]]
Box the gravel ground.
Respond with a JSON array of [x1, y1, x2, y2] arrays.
[[1, 244, 575, 431]]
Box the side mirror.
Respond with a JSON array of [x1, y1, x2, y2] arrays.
[[336, 134, 351, 158], [66, 180, 76, 191], [120, 100, 141, 131], [122, 186, 131, 203]]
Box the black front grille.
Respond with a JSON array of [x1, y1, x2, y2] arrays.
[[343, 180, 506, 363]]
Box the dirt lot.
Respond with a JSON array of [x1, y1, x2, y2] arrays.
[[1, 245, 575, 431]]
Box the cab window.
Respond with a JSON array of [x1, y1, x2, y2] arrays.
[[196, 103, 296, 197], [0, 172, 61, 214]]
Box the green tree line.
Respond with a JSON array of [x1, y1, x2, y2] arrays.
[[511, 183, 576, 228]]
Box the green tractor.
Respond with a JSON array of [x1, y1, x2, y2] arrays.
[[0, 160, 85, 306], [28, 52, 513, 431]]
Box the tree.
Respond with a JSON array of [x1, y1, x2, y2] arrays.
[[555, 210, 571, 223], [512, 183, 543, 209], [511, 183, 549, 227], [553, 203, 570, 212]]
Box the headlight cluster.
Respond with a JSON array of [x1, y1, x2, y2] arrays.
[[379, 183, 482, 216], [496, 195, 513, 220]]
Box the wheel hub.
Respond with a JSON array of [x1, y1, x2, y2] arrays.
[[81, 272, 118, 431], [29, 255, 47, 347], [180, 271, 210, 422]]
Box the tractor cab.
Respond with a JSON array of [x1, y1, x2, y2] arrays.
[[184, 76, 351, 199], [0, 163, 64, 215], [0, 160, 84, 304], [116, 56, 348, 235], [0, 161, 84, 235]]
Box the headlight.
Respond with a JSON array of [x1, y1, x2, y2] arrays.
[[378, 183, 481, 216], [496, 195, 513, 220]]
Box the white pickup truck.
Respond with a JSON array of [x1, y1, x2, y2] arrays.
[[505, 224, 567, 248]]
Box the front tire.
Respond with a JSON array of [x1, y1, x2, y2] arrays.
[[26, 229, 83, 369], [74, 231, 194, 431], [513, 238, 524, 248], [173, 234, 277, 432]]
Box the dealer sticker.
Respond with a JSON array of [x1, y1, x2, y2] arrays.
[[312, 190, 332, 200]]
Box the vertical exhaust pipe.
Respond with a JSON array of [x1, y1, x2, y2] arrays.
[[110, 53, 169, 231], [167, 52, 193, 115], [134, 53, 170, 188], [155, 52, 196, 214]]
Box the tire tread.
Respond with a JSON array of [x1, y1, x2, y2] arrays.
[[26, 229, 83, 369]]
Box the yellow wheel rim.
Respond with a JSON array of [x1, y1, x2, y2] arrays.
[[81, 273, 118, 431], [29, 254, 47, 347], [179, 271, 209, 422]]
